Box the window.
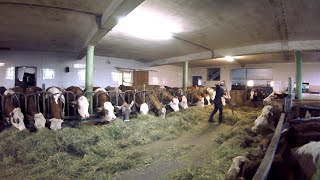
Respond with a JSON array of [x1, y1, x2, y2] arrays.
[[122, 71, 132, 86], [207, 68, 220, 81], [43, 69, 55, 80], [5, 67, 15, 80], [231, 68, 273, 86]]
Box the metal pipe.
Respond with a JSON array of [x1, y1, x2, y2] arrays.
[[183, 61, 188, 96], [295, 50, 302, 100], [85, 45, 94, 114]]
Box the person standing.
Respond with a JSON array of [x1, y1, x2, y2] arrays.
[[208, 83, 224, 123]]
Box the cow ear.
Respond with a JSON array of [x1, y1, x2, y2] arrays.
[[96, 107, 103, 112], [26, 114, 33, 121]]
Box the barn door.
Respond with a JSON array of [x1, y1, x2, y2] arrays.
[[133, 71, 149, 86]]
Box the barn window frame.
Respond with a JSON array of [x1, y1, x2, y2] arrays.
[[207, 67, 221, 81]]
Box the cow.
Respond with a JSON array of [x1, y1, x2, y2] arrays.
[[117, 101, 134, 122], [179, 96, 188, 109], [25, 87, 46, 130], [251, 105, 274, 133], [65, 86, 90, 119], [133, 85, 166, 117], [187, 89, 200, 105], [140, 103, 149, 115], [148, 90, 166, 118], [226, 156, 249, 180], [93, 88, 116, 122], [158, 88, 180, 112], [236, 138, 308, 180], [3, 92, 26, 131], [47, 87, 65, 131], [295, 141, 320, 180]]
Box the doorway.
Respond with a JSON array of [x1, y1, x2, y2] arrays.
[[15, 67, 37, 88], [192, 76, 202, 87]]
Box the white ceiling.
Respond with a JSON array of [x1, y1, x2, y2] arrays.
[[1, 0, 320, 66]]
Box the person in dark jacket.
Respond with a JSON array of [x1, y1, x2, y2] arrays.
[[208, 83, 225, 123]]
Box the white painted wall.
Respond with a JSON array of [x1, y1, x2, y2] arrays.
[[149, 65, 184, 87], [0, 50, 147, 89], [190, 62, 320, 92]]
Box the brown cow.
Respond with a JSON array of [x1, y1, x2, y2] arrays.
[[25, 87, 46, 130], [65, 86, 89, 119], [93, 88, 116, 122], [47, 87, 64, 131], [3, 93, 26, 131]]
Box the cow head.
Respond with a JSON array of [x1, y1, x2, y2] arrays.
[[169, 98, 180, 112], [197, 97, 205, 107], [250, 90, 255, 100], [34, 113, 46, 130], [103, 101, 116, 121], [49, 118, 63, 131], [10, 108, 26, 131], [140, 103, 149, 115], [120, 101, 134, 122], [207, 88, 216, 101], [179, 96, 188, 109], [76, 96, 90, 119]]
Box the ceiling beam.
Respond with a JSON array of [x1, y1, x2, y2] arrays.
[[214, 40, 320, 57], [147, 51, 214, 67], [148, 40, 320, 66], [76, 0, 144, 59]]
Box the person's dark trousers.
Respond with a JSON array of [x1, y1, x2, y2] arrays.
[[208, 103, 223, 123]]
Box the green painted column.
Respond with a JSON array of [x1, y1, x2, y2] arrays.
[[86, 45, 94, 114], [183, 61, 188, 95], [295, 50, 302, 100]]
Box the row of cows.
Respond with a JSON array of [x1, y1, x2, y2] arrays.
[[227, 98, 320, 179], [0, 85, 223, 132]]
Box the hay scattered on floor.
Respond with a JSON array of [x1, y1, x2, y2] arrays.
[[0, 105, 262, 179], [0, 106, 213, 179], [169, 106, 262, 180]]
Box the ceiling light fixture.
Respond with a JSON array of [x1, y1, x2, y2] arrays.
[[224, 56, 235, 62], [113, 9, 181, 40]]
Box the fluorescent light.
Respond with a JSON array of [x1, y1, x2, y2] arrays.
[[0, 63, 4, 66], [73, 64, 86, 68], [113, 10, 181, 40], [247, 80, 254, 87], [224, 56, 234, 62]]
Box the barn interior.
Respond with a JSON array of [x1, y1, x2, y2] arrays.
[[0, 0, 320, 180]]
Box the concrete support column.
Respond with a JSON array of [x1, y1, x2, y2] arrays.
[[295, 50, 302, 100], [183, 61, 188, 95], [85, 45, 94, 114], [285, 77, 293, 112]]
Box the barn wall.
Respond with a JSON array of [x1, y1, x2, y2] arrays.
[[190, 66, 230, 88], [190, 62, 320, 92], [0, 50, 147, 88], [148, 65, 185, 87]]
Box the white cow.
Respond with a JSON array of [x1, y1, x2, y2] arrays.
[[252, 105, 273, 132], [169, 98, 180, 112], [140, 103, 149, 115], [104, 102, 117, 121], [179, 96, 188, 109], [49, 118, 63, 131]]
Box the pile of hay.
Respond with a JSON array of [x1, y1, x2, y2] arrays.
[[0, 105, 263, 179], [0, 106, 211, 179], [169, 106, 263, 180]]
